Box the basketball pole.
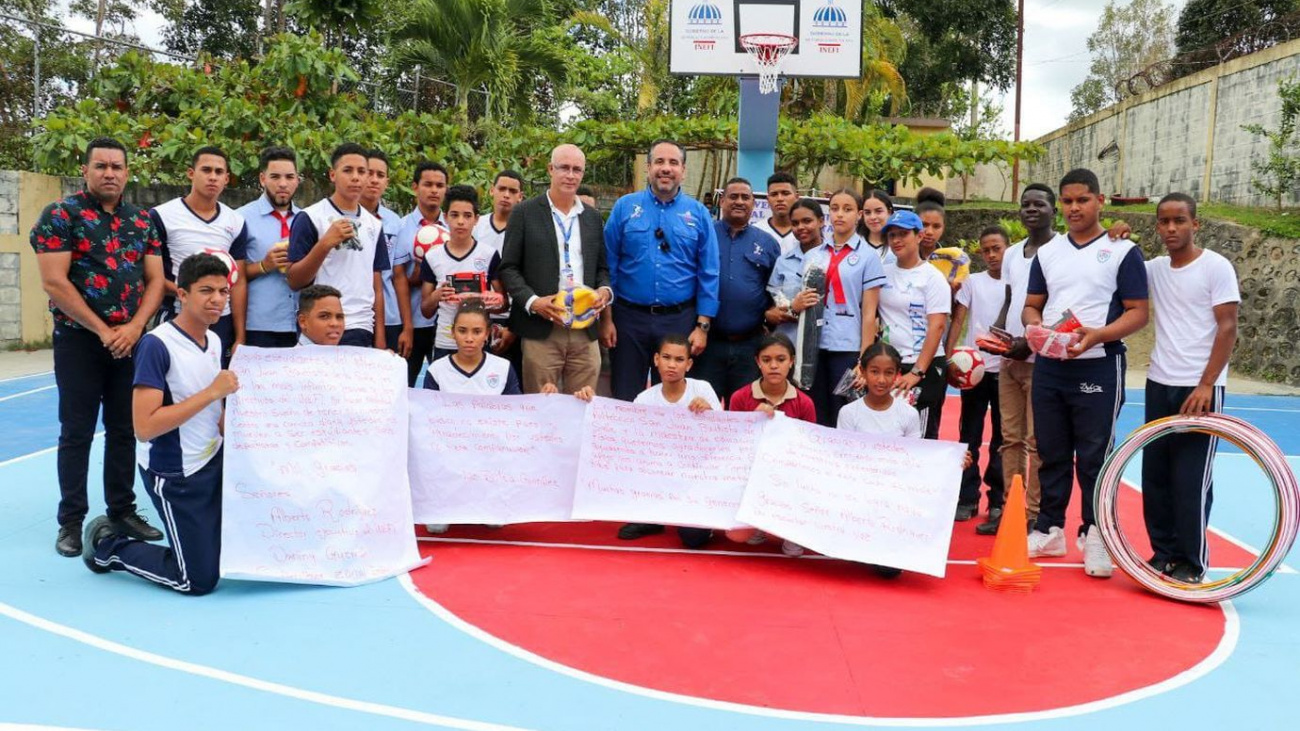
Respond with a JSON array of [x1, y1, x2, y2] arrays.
[[736, 77, 783, 189]]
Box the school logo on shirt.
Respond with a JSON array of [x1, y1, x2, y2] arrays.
[[848, 254, 859, 266], [1097, 249, 1113, 263], [486, 373, 501, 389]]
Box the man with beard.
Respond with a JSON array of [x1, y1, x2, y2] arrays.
[[238, 146, 302, 348]]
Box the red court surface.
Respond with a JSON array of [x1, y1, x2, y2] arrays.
[[407, 398, 1246, 720]]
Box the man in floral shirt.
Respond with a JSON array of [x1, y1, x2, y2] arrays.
[[31, 137, 167, 557]]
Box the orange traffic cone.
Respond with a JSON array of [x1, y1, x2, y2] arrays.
[[976, 475, 1042, 593]]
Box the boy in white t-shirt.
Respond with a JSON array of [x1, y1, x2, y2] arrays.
[[420, 185, 506, 361], [618, 334, 720, 548], [1023, 168, 1149, 578], [1142, 193, 1239, 584], [947, 226, 1007, 525], [82, 253, 240, 595]]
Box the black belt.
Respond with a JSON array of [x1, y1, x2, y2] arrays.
[[616, 298, 694, 315]]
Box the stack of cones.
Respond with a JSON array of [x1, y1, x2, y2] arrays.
[[976, 475, 1042, 593]]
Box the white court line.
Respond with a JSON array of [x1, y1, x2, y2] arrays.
[[1124, 401, 1300, 414], [0, 371, 53, 384], [399, 575, 1239, 727], [0, 385, 56, 404], [0, 433, 102, 470], [0, 601, 539, 731], [417, 537, 1272, 573]]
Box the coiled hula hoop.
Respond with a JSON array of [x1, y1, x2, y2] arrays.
[[1094, 413, 1299, 603]]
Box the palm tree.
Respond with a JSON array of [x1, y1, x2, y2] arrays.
[[394, 0, 570, 124], [570, 0, 672, 117], [788, 11, 907, 121]]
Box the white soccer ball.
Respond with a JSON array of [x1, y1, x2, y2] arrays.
[[947, 346, 986, 390], [203, 248, 239, 286], [413, 223, 450, 261]]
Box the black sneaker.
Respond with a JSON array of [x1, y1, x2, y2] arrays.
[[1147, 556, 1173, 574], [82, 516, 117, 574], [954, 504, 979, 522], [869, 564, 903, 579], [975, 507, 1004, 535], [617, 523, 665, 540], [1167, 562, 1203, 584], [55, 522, 83, 557], [112, 512, 164, 542]]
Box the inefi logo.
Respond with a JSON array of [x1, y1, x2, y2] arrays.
[[809, 0, 848, 53], [812, 0, 849, 27], [684, 2, 725, 50], [687, 2, 723, 25]]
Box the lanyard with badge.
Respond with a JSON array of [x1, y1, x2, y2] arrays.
[[553, 210, 577, 286]]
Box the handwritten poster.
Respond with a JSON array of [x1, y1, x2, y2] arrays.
[[737, 416, 965, 577], [221, 346, 425, 586], [408, 390, 585, 524], [570, 397, 767, 529]]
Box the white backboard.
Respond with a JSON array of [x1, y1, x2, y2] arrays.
[[670, 0, 863, 79]]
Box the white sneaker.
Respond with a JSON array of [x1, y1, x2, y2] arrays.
[[781, 539, 805, 557], [1027, 527, 1067, 558], [425, 523, 449, 534], [1081, 526, 1113, 578]]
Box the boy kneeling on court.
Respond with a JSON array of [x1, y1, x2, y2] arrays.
[[297, 284, 346, 346], [82, 253, 240, 595]]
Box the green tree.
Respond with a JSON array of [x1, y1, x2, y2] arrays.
[[1069, 0, 1176, 121], [1243, 77, 1300, 210], [393, 0, 570, 124], [160, 0, 265, 59], [880, 0, 1016, 113], [1173, 0, 1297, 77]]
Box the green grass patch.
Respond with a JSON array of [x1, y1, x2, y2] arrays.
[[952, 200, 1300, 239]]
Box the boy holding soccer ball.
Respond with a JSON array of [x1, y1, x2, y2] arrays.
[[947, 226, 1009, 527]]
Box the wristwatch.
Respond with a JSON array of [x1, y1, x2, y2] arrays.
[[910, 365, 926, 377], [695, 320, 711, 333]]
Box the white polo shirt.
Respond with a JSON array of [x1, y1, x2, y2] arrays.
[[1146, 249, 1240, 387], [133, 321, 223, 477], [150, 197, 249, 316], [288, 198, 388, 333], [1027, 232, 1148, 360]]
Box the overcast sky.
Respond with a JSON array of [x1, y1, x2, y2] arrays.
[[57, 0, 1186, 142]]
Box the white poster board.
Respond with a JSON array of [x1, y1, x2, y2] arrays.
[[570, 397, 767, 529], [221, 346, 425, 586], [738, 416, 964, 576], [408, 390, 585, 524]]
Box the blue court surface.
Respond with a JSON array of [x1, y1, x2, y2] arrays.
[[1, 369, 1298, 731]]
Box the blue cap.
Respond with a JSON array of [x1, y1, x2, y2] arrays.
[[881, 210, 923, 233]]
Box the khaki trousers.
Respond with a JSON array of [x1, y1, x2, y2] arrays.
[[521, 327, 600, 394], [999, 359, 1041, 520]]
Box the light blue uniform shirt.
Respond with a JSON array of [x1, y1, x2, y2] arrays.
[[396, 209, 443, 329], [803, 234, 887, 353], [236, 195, 300, 333], [767, 243, 814, 344], [604, 188, 720, 317], [376, 204, 409, 327]]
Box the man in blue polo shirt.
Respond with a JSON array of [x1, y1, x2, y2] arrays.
[[238, 146, 301, 348], [603, 139, 720, 403], [693, 177, 780, 403], [604, 139, 720, 542]]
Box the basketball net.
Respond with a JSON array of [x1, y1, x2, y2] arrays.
[[739, 33, 798, 95]]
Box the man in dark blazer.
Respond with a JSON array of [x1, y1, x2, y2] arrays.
[[499, 144, 612, 394]]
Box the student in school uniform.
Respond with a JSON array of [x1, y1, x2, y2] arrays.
[[1023, 168, 1149, 579], [473, 170, 526, 370], [396, 161, 450, 385], [837, 342, 970, 578], [618, 334, 720, 548], [151, 146, 250, 366], [725, 332, 816, 556], [286, 142, 389, 348], [804, 189, 886, 427], [1142, 192, 1239, 584], [420, 185, 506, 362], [752, 171, 799, 254], [238, 146, 301, 348], [858, 189, 896, 264], [362, 148, 415, 357], [914, 187, 946, 261], [296, 284, 345, 347], [877, 210, 951, 439], [947, 226, 1008, 524], [81, 253, 240, 595], [765, 198, 829, 344]]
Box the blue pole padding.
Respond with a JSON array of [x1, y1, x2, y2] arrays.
[[736, 76, 781, 187]]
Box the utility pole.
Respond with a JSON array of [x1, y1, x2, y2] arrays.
[[1011, 0, 1025, 201]]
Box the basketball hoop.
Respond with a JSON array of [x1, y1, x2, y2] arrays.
[[739, 33, 798, 94]]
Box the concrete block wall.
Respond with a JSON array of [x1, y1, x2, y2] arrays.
[[1024, 39, 1300, 207]]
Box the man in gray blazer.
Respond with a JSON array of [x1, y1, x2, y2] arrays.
[[499, 144, 612, 393]]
